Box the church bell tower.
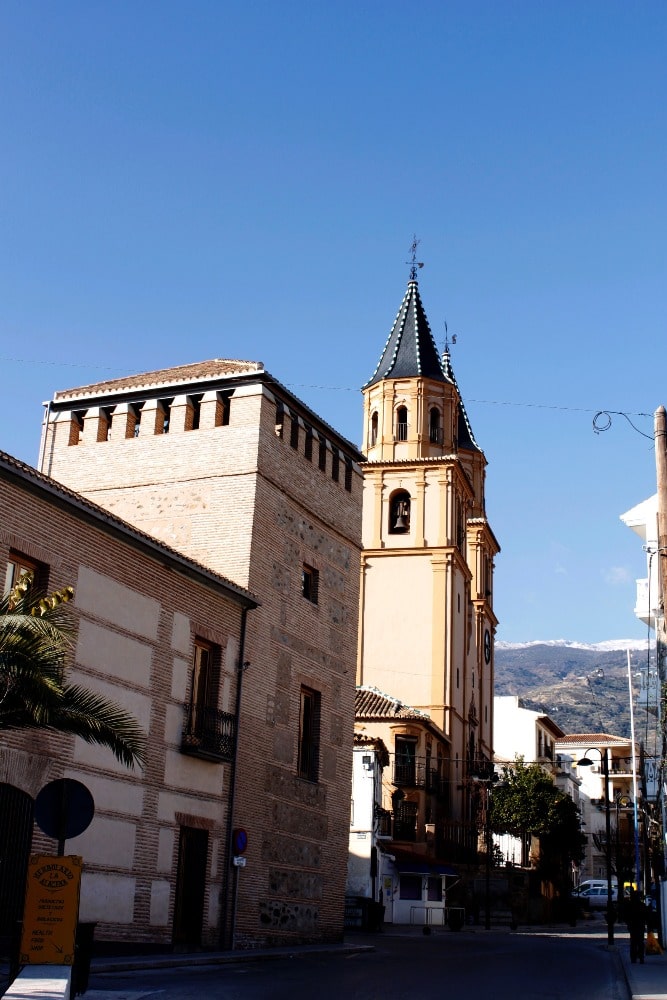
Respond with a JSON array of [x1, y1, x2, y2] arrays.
[[358, 262, 499, 820]]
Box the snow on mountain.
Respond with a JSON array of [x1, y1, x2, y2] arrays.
[[495, 638, 649, 653]]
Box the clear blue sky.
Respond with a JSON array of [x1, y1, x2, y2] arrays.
[[1, 1, 665, 644]]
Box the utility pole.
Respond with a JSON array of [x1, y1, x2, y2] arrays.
[[654, 406, 667, 912], [655, 405, 667, 644]]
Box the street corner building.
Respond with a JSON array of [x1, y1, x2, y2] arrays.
[[0, 449, 257, 953], [3, 358, 364, 951]]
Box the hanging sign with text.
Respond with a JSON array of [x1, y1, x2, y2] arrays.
[[20, 855, 82, 965]]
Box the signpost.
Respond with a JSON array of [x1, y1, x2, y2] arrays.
[[18, 778, 95, 974], [20, 855, 82, 966]]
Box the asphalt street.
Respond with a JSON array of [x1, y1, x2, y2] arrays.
[[85, 925, 631, 1000]]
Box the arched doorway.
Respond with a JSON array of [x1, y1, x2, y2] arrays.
[[0, 783, 34, 953]]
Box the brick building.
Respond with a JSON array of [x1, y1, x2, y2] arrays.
[[36, 359, 364, 947], [0, 449, 257, 952]]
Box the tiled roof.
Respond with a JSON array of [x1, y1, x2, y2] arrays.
[[353, 732, 390, 767], [53, 359, 263, 401], [364, 280, 449, 388], [49, 360, 365, 462], [355, 685, 429, 720], [556, 734, 630, 745]]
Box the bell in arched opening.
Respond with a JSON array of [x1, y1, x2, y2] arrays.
[[389, 490, 411, 534]]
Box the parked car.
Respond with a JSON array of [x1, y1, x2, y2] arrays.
[[571, 879, 617, 897]]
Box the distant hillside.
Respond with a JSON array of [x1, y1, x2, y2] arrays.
[[494, 640, 655, 740]]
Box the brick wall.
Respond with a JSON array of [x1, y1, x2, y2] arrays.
[[0, 459, 252, 948], [38, 373, 363, 947]]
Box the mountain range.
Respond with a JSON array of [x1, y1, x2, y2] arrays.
[[494, 639, 656, 741]]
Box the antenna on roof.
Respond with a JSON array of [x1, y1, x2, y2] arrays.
[[406, 235, 424, 281]]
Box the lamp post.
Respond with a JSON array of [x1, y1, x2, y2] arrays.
[[615, 794, 633, 920], [578, 748, 615, 946]]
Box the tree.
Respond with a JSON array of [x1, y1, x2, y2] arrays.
[[0, 576, 146, 769], [490, 758, 585, 880]]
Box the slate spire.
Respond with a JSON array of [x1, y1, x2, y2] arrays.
[[363, 277, 451, 389]]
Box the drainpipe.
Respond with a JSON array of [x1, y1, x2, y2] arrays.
[[220, 606, 250, 950]]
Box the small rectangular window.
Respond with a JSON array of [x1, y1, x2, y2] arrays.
[[298, 686, 320, 782], [219, 395, 231, 427], [331, 450, 339, 482], [290, 415, 299, 449], [399, 875, 422, 900], [275, 402, 284, 437], [318, 436, 327, 472], [132, 403, 143, 438], [160, 399, 171, 434], [189, 395, 202, 431], [302, 564, 319, 604], [427, 877, 442, 902], [304, 426, 313, 461], [344, 458, 352, 492]]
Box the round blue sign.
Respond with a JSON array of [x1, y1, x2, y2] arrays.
[[232, 828, 248, 854]]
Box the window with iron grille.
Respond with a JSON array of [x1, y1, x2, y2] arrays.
[[395, 736, 417, 785], [181, 638, 234, 760], [393, 800, 418, 841], [297, 686, 320, 782]]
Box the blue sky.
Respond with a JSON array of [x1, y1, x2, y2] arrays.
[[1, 1, 665, 644]]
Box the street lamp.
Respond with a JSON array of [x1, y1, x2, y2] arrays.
[[473, 774, 506, 930], [615, 794, 633, 920], [577, 748, 615, 946]]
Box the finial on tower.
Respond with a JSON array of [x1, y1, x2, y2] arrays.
[[443, 320, 457, 355], [406, 235, 424, 281]]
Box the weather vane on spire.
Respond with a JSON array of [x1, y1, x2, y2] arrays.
[[406, 235, 424, 281], [443, 320, 457, 354]]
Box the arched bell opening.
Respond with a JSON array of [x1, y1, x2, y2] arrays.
[[389, 490, 411, 534]]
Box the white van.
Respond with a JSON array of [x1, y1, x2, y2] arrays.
[[573, 879, 617, 896]]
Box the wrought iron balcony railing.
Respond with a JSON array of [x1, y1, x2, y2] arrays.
[[181, 703, 236, 762], [392, 759, 449, 797]]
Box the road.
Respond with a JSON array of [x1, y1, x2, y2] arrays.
[[86, 925, 630, 1000]]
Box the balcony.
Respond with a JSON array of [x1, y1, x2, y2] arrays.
[[181, 704, 237, 762], [634, 577, 661, 627], [393, 759, 448, 796], [376, 808, 393, 839]]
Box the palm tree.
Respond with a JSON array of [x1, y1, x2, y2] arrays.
[[0, 576, 145, 769]]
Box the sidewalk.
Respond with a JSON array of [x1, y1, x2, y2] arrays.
[[615, 929, 667, 1000]]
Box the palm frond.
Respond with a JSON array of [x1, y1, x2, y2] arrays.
[[0, 586, 145, 769]]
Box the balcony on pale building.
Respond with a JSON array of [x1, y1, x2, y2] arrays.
[[633, 577, 661, 628]]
